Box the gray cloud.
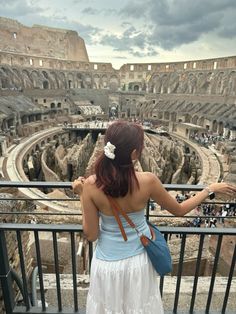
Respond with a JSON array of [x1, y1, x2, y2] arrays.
[[81, 7, 117, 16], [119, 2, 147, 19], [217, 9, 236, 38], [100, 26, 145, 52], [113, 56, 128, 60], [119, 0, 236, 50], [82, 7, 99, 15], [100, 25, 158, 58], [0, 0, 44, 17]]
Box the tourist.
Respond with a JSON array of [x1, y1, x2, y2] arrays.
[[72, 120, 236, 314]]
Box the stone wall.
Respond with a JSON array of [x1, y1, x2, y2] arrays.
[[67, 133, 95, 180], [84, 133, 104, 177], [54, 145, 69, 180], [0, 17, 89, 62], [141, 133, 183, 183], [0, 194, 33, 314], [41, 148, 61, 183]]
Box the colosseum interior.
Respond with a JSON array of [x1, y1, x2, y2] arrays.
[[0, 16, 235, 312]]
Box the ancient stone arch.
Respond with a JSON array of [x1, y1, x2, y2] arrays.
[[101, 75, 108, 88], [184, 113, 191, 123], [170, 112, 177, 122], [218, 121, 224, 135], [192, 115, 199, 125], [204, 72, 213, 94], [152, 74, 161, 93], [187, 73, 197, 94], [160, 74, 168, 94], [214, 71, 224, 95], [58, 72, 67, 89], [67, 72, 74, 89], [12, 68, 23, 88], [167, 72, 179, 93], [109, 103, 119, 118], [109, 75, 119, 91], [30, 70, 43, 89], [42, 81, 49, 89], [177, 73, 188, 93], [228, 70, 236, 95], [212, 120, 218, 133], [41, 71, 51, 89], [83, 73, 92, 88], [0, 68, 11, 88], [75, 72, 83, 88], [164, 111, 170, 120], [157, 111, 162, 119], [198, 116, 205, 127], [42, 71, 49, 79], [49, 71, 61, 89], [93, 74, 100, 89]]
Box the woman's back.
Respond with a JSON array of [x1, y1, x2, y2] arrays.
[[96, 210, 151, 260], [85, 171, 153, 216]]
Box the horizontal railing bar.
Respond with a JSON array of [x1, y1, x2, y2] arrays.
[[13, 305, 86, 313], [164, 311, 236, 314], [0, 181, 73, 188], [0, 181, 208, 191], [0, 223, 235, 235], [0, 197, 234, 206], [0, 212, 235, 220], [0, 211, 82, 215], [0, 223, 84, 232], [149, 214, 236, 219], [0, 198, 79, 201]]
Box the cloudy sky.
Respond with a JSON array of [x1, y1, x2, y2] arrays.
[[1, 0, 236, 69]]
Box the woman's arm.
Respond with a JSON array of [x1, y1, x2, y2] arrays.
[[149, 173, 236, 216], [72, 178, 99, 241]]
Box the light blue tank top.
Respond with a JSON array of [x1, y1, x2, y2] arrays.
[[95, 210, 151, 261]]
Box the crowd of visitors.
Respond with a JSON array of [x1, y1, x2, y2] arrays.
[[175, 192, 235, 228], [190, 131, 227, 147]]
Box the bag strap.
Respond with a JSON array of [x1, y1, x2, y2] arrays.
[[107, 196, 138, 241]]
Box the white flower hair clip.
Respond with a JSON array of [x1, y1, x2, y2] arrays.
[[104, 141, 116, 160]]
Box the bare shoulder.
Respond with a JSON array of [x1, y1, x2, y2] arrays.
[[136, 171, 158, 183], [84, 175, 96, 187]]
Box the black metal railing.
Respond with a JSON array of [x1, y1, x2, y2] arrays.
[[0, 181, 235, 314]]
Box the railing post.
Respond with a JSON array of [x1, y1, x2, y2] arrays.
[[0, 230, 15, 314]]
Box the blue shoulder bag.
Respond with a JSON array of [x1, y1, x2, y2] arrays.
[[107, 197, 172, 276]]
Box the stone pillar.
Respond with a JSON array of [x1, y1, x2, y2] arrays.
[[10, 126, 16, 138], [223, 127, 230, 138], [229, 130, 236, 140], [0, 136, 7, 156]]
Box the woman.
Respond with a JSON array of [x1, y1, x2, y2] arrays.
[[73, 120, 235, 314]]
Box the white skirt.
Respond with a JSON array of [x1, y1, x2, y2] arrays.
[[86, 251, 164, 314]]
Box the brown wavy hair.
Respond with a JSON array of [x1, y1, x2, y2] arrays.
[[95, 120, 144, 197]]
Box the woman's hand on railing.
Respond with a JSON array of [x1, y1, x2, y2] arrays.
[[208, 182, 236, 196], [72, 176, 85, 195]]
